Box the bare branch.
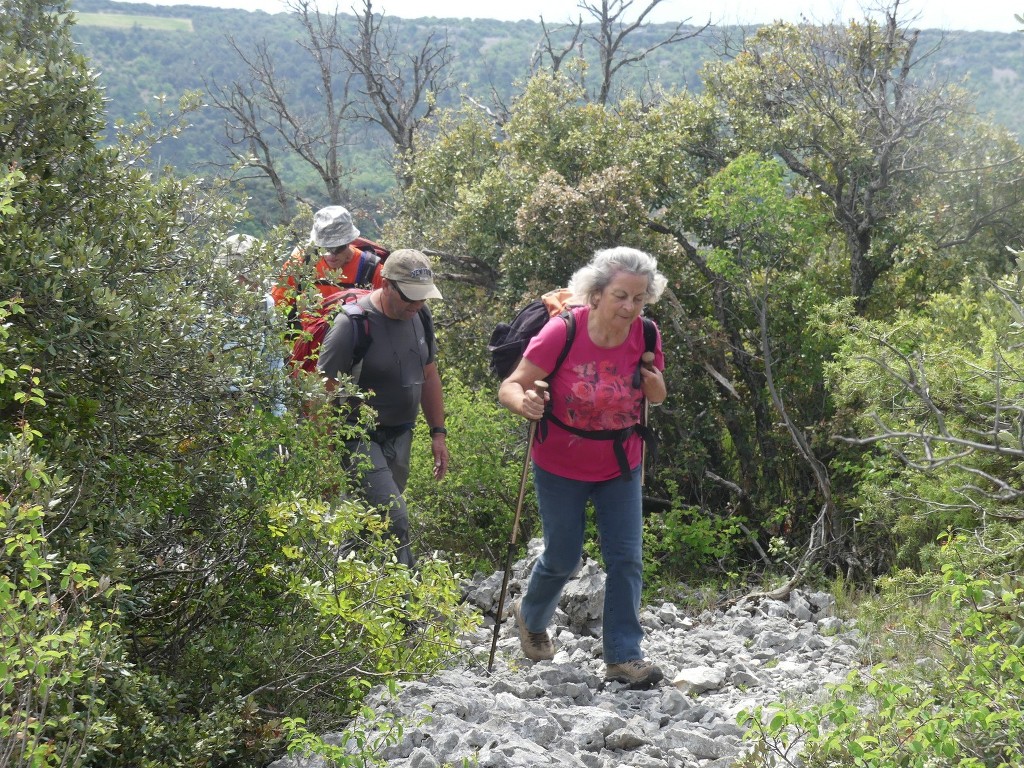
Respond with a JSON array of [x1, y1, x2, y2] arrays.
[[534, 16, 583, 74], [836, 427, 1024, 460], [343, 0, 453, 187], [207, 0, 359, 219], [574, 0, 709, 104], [464, 93, 511, 127]]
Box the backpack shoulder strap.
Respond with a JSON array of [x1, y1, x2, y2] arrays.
[[417, 306, 436, 360], [641, 316, 657, 354], [341, 302, 372, 377], [355, 250, 381, 287], [342, 302, 434, 378], [549, 310, 576, 379], [626, 317, 658, 388]]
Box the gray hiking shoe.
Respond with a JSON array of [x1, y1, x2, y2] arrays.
[[513, 598, 554, 661], [605, 658, 664, 689]]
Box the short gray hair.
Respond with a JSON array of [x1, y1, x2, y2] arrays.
[[567, 247, 667, 306]]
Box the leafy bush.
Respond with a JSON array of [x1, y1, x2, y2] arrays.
[[1, 4, 481, 764], [822, 273, 1024, 570], [641, 487, 747, 592], [738, 526, 1024, 768], [407, 377, 537, 570], [0, 299, 133, 767]]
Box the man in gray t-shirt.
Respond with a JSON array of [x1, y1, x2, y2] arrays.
[[318, 249, 448, 567]]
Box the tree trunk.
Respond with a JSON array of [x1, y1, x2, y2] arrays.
[[849, 228, 876, 312]]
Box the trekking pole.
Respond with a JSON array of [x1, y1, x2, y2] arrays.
[[640, 352, 655, 487], [488, 380, 548, 674]]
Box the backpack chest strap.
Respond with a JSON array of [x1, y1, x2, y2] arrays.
[[539, 413, 657, 481]]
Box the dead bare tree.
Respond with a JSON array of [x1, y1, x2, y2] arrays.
[[210, 73, 295, 216], [578, 0, 708, 104], [210, 0, 452, 219], [533, 16, 584, 74], [343, 0, 453, 188], [209, 0, 358, 219]]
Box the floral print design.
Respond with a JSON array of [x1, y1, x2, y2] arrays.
[[561, 359, 642, 430]]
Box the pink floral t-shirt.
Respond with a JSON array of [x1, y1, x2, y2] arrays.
[[523, 306, 664, 481]]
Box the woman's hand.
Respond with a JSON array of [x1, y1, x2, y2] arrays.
[[640, 364, 666, 405], [518, 382, 549, 421], [499, 358, 552, 420]]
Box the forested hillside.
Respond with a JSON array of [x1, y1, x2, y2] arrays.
[[71, 0, 1024, 225]]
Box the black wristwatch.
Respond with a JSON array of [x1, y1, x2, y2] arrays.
[[429, 426, 448, 437]]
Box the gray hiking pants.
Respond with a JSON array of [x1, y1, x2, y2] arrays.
[[345, 426, 414, 568]]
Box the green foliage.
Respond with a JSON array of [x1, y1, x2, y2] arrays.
[[68, 0, 1024, 215], [400, 67, 844, 569], [704, 17, 1023, 308], [1, 3, 481, 764], [0, 301, 132, 768], [280, 706, 398, 768], [407, 377, 537, 570], [1, 464, 125, 768], [737, 527, 1024, 768], [9, 1, 1024, 759], [821, 270, 1024, 569], [397, 0, 1024, 584], [642, 480, 747, 591]]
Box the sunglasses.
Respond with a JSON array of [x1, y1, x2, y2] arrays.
[[389, 280, 423, 304]]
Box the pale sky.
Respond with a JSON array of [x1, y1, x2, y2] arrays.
[[111, 0, 1023, 32]]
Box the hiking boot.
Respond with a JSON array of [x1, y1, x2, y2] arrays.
[[605, 658, 664, 689], [512, 598, 554, 661]]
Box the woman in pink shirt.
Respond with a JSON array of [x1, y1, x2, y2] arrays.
[[499, 247, 667, 689]]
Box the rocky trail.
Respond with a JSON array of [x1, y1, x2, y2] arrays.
[[272, 539, 863, 768]]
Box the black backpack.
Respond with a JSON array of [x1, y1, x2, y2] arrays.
[[487, 289, 657, 381], [488, 289, 578, 380]]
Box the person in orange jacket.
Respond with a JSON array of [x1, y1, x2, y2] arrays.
[[270, 205, 384, 308]]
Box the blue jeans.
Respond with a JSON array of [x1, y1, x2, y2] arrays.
[[520, 464, 645, 664]]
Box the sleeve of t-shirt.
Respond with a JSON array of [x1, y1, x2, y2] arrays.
[[317, 312, 354, 379], [522, 313, 571, 375]]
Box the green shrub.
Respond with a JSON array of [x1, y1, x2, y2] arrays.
[[0, 300, 131, 767], [0, 4, 481, 762], [1, 488, 128, 768], [738, 527, 1024, 768], [642, 479, 748, 591], [822, 279, 1024, 571], [407, 377, 538, 571]]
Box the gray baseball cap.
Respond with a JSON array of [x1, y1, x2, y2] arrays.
[[310, 206, 359, 248], [381, 249, 443, 300]]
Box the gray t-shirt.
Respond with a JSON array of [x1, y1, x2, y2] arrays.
[[317, 296, 435, 426]]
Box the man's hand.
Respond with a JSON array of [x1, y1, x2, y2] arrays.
[[431, 433, 449, 480]]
